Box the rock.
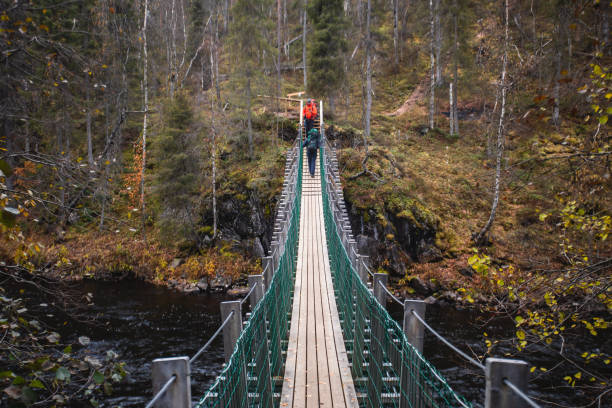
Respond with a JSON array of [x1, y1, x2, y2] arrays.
[[440, 290, 459, 302], [418, 240, 443, 263], [459, 267, 473, 278], [228, 287, 250, 297], [183, 286, 200, 295], [408, 277, 430, 296], [252, 238, 265, 259], [170, 258, 183, 269], [210, 276, 231, 290], [196, 280, 209, 291], [424, 296, 437, 305]]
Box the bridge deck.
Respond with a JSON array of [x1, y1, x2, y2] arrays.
[[281, 150, 358, 408]]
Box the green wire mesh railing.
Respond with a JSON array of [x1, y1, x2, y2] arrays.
[[196, 146, 303, 408], [319, 143, 473, 408]]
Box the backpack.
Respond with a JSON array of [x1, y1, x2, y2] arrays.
[[307, 128, 319, 151]]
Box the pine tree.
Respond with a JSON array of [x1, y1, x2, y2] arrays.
[[153, 93, 201, 245], [308, 0, 347, 108], [228, 0, 273, 160]]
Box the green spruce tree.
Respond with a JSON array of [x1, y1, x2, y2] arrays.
[[308, 0, 347, 110], [228, 0, 273, 160], [153, 92, 201, 246]]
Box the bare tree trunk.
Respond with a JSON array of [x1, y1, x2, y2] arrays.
[[214, 13, 221, 101], [434, 0, 442, 86], [452, 4, 459, 135], [179, 0, 187, 72], [552, 46, 561, 127], [475, 0, 509, 244], [223, 0, 229, 32], [277, 0, 282, 141], [303, 0, 308, 90], [141, 0, 150, 240], [169, 0, 177, 99], [246, 75, 253, 160], [449, 82, 454, 135], [364, 0, 372, 144], [393, 0, 399, 67], [86, 78, 94, 167], [429, 0, 435, 130], [210, 98, 218, 239]]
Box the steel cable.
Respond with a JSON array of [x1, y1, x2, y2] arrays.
[[144, 375, 176, 408], [190, 310, 235, 364], [503, 378, 542, 408], [410, 309, 486, 371]]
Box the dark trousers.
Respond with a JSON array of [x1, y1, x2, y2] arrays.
[[305, 118, 314, 136], [307, 147, 318, 176]]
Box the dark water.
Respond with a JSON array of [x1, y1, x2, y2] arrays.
[[6, 280, 610, 407], [387, 302, 611, 408], [64, 280, 234, 407]]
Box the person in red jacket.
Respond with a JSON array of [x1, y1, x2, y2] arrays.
[[303, 99, 318, 136]]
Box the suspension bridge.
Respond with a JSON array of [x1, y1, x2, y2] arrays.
[[145, 101, 539, 408]]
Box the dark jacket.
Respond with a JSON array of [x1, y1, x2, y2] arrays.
[[303, 128, 320, 150]]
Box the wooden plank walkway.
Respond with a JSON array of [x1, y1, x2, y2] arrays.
[[281, 149, 359, 408]]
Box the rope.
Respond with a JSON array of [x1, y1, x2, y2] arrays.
[[145, 375, 176, 408], [190, 310, 235, 364], [503, 379, 542, 408], [410, 309, 486, 371], [239, 283, 258, 306], [377, 279, 404, 306], [363, 261, 375, 277]]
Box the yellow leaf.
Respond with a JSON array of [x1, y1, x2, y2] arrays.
[[574, 372, 581, 379], [516, 330, 526, 340], [515, 316, 524, 325], [102, 64, 108, 69], [530, 367, 536, 373], [540, 367, 547, 372], [465, 294, 474, 303]]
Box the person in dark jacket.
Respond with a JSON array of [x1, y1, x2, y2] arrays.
[[303, 128, 320, 177]]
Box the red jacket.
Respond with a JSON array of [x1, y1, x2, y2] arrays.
[[303, 102, 318, 120]]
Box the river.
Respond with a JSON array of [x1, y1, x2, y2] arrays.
[[6, 279, 610, 407]]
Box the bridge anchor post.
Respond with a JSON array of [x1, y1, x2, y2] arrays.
[[403, 300, 426, 353], [485, 358, 529, 408], [151, 356, 191, 408]]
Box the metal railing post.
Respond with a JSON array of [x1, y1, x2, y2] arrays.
[[403, 300, 426, 353], [220, 301, 242, 362], [400, 300, 426, 408], [485, 358, 529, 408], [368, 273, 388, 407], [151, 357, 191, 408], [248, 275, 264, 309], [262, 256, 273, 290], [373, 273, 388, 305]]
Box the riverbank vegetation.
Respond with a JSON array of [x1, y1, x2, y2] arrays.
[[1, 0, 610, 406]]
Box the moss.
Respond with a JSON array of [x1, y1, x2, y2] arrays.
[[385, 193, 439, 230]]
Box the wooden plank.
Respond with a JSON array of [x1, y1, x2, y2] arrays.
[[306, 189, 319, 407], [280, 155, 306, 407], [313, 171, 333, 408], [281, 148, 358, 407], [318, 192, 360, 407]]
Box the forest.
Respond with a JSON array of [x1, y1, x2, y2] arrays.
[[0, 0, 610, 406]]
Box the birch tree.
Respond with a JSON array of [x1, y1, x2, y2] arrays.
[[303, 0, 308, 89], [434, 0, 442, 86], [450, 0, 459, 136], [429, 0, 435, 130], [475, 0, 509, 244], [141, 0, 150, 239]]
